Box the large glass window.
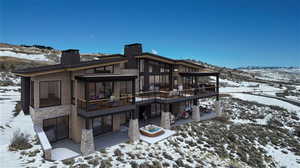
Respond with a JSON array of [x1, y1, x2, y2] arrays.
[[88, 82, 113, 100], [150, 103, 161, 118], [139, 75, 144, 91], [43, 116, 69, 142], [120, 81, 132, 97], [139, 59, 144, 72], [39, 81, 61, 107], [92, 115, 112, 136]]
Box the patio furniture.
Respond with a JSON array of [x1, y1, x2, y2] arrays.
[[140, 124, 165, 137]]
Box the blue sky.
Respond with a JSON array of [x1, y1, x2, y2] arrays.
[[1, 0, 299, 68]]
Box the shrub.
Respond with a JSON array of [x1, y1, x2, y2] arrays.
[[294, 126, 300, 137], [9, 129, 32, 151], [267, 117, 283, 128], [214, 115, 230, 123], [62, 158, 75, 165]]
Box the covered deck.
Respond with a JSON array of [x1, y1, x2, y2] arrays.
[[75, 74, 137, 118]]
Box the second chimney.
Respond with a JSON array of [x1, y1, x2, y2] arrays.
[[124, 43, 142, 69], [61, 49, 80, 65]]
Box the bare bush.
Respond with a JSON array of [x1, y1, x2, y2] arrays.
[[9, 129, 32, 151]]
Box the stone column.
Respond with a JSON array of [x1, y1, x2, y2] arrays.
[[128, 119, 140, 142], [80, 129, 95, 155], [192, 105, 200, 122], [214, 101, 222, 116], [161, 112, 171, 129], [113, 114, 121, 132], [44, 149, 52, 160]]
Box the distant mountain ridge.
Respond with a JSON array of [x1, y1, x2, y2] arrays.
[[236, 66, 300, 70]]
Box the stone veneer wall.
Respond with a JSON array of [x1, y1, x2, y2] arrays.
[[31, 105, 71, 126]]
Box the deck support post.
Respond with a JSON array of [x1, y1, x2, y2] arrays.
[[161, 112, 171, 129], [128, 118, 140, 142], [192, 105, 200, 122], [80, 129, 95, 155], [214, 100, 222, 116]]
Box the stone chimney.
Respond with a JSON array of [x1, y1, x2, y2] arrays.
[[61, 49, 80, 65], [124, 43, 142, 68]]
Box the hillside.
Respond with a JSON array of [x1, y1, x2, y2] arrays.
[[0, 43, 299, 167], [0, 43, 107, 86]]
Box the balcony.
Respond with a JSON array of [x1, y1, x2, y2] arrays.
[[75, 74, 137, 119], [135, 84, 217, 105]]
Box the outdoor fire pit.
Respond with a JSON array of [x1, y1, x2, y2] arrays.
[[140, 124, 164, 137]]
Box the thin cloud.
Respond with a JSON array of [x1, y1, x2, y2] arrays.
[[151, 49, 158, 55]]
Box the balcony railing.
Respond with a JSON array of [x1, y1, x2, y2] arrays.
[[77, 85, 217, 113], [135, 85, 217, 103], [77, 95, 133, 113]]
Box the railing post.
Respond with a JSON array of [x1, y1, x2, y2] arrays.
[[216, 75, 219, 101], [85, 82, 88, 112]]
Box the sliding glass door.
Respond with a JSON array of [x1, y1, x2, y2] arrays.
[[43, 116, 69, 142], [92, 115, 112, 136]]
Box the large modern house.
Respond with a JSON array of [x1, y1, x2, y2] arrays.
[[13, 43, 220, 159]]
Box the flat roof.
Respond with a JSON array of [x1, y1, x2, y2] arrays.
[[75, 74, 137, 82], [179, 72, 219, 76]]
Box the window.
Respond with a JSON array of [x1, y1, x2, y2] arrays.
[[39, 81, 61, 107], [92, 115, 112, 136], [140, 59, 144, 72], [43, 116, 69, 142], [30, 81, 34, 107], [85, 68, 94, 74], [95, 65, 114, 73], [139, 75, 144, 91], [120, 81, 132, 96], [149, 65, 153, 72], [88, 82, 113, 100], [150, 103, 161, 117]]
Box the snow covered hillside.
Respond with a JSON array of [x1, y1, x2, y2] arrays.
[[0, 50, 57, 63], [241, 67, 300, 83]]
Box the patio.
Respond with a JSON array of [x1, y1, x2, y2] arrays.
[[52, 112, 217, 155], [52, 129, 129, 154]]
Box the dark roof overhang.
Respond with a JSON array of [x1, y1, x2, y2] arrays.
[[75, 74, 137, 82], [179, 72, 219, 77]]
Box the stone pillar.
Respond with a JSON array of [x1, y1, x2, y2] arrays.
[[192, 105, 200, 122], [128, 119, 140, 142], [113, 114, 121, 132], [80, 129, 95, 155], [161, 112, 171, 129], [215, 101, 222, 116], [44, 149, 52, 160]]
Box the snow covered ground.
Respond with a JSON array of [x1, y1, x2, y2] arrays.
[[0, 50, 56, 63], [230, 93, 300, 112], [220, 79, 285, 96], [0, 86, 35, 168]]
